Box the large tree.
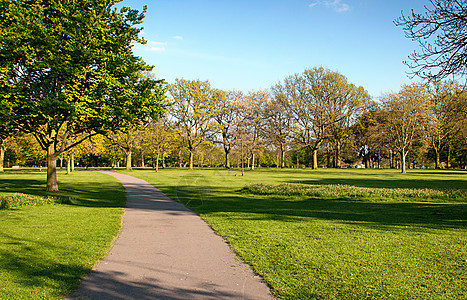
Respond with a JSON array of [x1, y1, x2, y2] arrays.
[[212, 90, 243, 168], [0, 0, 166, 190], [395, 0, 467, 83], [378, 84, 429, 173], [168, 79, 217, 170], [262, 95, 291, 168], [426, 81, 465, 168], [273, 67, 368, 169]]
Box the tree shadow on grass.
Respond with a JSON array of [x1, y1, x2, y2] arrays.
[[0, 231, 92, 298], [157, 184, 467, 232], [0, 173, 126, 208]]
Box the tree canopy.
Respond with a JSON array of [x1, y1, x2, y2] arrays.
[[0, 0, 166, 190], [395, 0, 467, 83]]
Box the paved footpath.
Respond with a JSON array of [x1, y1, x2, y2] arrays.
[[69, 171, 274, 300]]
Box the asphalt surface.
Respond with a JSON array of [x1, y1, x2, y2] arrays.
[[68, 171, 274, 300]]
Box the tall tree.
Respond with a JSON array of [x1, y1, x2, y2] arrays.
[[395, 0, 467, 83], [242, 90, 268, 170], [379, 84, 429, 173], [0, 0, 166, 190], [426, 81, 465, 168], [168, 79, 217, 170], [324, 81, 370, 168], [273, 67, 368, 169], [212, 90, 243, 168], [106, 126, 142, 171], [262, 96, 291, 168], [142, 119, 175, 172]]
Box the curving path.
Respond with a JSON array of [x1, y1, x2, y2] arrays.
[[69, 171, 274, 300]]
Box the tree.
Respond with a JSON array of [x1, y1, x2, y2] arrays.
[[142, 119, 175, 172], [168, 79, 217, 170], [425, 81, 464, 168], [0, 0, 166, 190], [106, 126, 143, 171], [395, 0, 467, 83], [262, 96, 291, 168], [323, 81, 369, 168], [379, 84, 429, 173], [212, 90, 242, 168], [242, 90, 268, 170], [273, 67, 368, 169]]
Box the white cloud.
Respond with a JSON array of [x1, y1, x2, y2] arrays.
[[309, 0, 350, 13], [133, 40, 167, 52], [173, 36, 183, 40]]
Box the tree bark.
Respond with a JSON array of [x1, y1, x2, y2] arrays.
[[156, 151, 160, 173], [447, 143, 452, 168], [66, 155, 71, 175], [189, 150, 194, 170], [71, 154, 75, 172], [335, 141, 341, 168], [224, 150, 230, 169], [251, 153, 255, 170], [312, 149, 318, 169], [141, 151, 145, 168], [281, 144, 286, 168], [435, 149, 440, 169], [401, 151, 407, 174], [0, 143, 5, 172], [47, 143, 59, 191], [126, 149, 132, 171]]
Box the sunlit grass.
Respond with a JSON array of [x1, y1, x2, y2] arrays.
[[0, 170, 125, 299], [123, 168, 467, 299]]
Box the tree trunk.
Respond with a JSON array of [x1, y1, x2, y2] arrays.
[[0, 144, 5, 172], [401, 151, 407, 174], [126, 149, 132, 171], [141, 151, 145, 168], [447, 143, 452, 168], [335, 141, 341, 168], [241, 142, 244, 176], [71, 154, 75, 172], [189, 150, 194, 170], [66, 155, 71, 175], [156, 151, 160, 173], [312, 149, 318, 169], [47, 143, 59, 191], [281, 144, 285, 168], [224, 150, 230, 169], [251, 153, 255, 170], [178, 149, 182, 168], [435, 149, 440, 169]]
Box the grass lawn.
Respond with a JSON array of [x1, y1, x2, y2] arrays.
[[0, 169, 126, 299], [122, 168, 467, 299]]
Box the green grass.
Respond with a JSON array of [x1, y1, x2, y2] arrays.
[[121, 168, 467, 299], [0, 170, 126, 299]]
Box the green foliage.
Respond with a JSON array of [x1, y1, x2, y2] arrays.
[[0, 0, 167, 190]]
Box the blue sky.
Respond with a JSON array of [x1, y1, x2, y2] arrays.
[[121, 0, 428, 98]]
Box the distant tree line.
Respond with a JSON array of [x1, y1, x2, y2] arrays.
[[3, 68, 466, 174]]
